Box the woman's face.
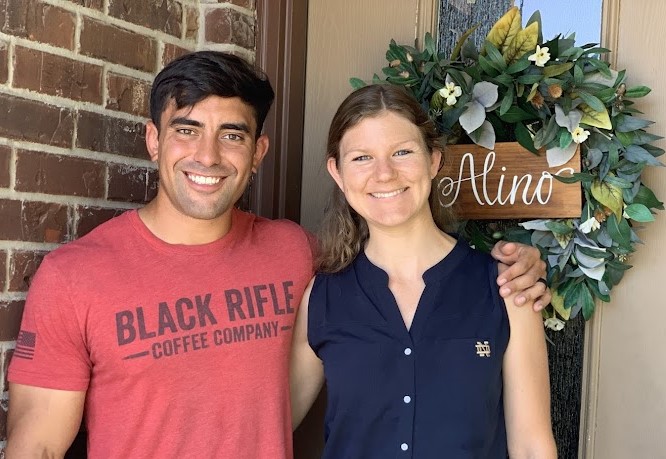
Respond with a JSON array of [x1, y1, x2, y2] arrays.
[[327, 110, 441, 231]]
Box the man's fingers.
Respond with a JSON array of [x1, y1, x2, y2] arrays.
[[513, 281, 550, 309]]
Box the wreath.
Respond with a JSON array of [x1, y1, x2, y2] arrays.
[[351, 7, 663, 329]]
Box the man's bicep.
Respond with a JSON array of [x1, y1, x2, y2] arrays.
[[7, 383, 86, 457]]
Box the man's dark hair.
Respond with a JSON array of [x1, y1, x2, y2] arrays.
[[150, 51, 275, 137]]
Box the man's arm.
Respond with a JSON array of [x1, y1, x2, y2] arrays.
[[491, 241, 551, 311], [7, 383, 85, 458]]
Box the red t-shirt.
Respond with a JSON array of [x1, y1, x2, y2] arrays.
[[9, 209, 315, 459]]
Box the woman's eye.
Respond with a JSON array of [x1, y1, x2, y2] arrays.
[[352, 155, 372, 162], [394, 149, 412, 156]]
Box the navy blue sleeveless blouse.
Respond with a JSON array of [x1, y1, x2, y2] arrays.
[[308, 239, 510, 459]]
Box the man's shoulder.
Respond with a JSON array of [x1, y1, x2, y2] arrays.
[[236, 209, 311, 242], [46, 210, 135, 264]]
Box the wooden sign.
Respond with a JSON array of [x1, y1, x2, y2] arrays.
[[434, 142, 582, 220]]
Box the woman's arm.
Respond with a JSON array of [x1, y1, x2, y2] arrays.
[[502, 293, 557, 459], [290, 278, 325, 430]]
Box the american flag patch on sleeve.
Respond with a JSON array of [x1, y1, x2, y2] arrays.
[[14, 330, 37, 360]]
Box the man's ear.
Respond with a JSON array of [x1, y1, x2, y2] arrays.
[[145, 121, 160, 162], [326, 157, 344, 191], [252, 134, 271, 172]]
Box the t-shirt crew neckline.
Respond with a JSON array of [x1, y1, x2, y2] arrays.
[[127, 208, 244, 256]]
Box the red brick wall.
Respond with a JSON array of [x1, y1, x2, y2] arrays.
[[0, 0, 257, 450]]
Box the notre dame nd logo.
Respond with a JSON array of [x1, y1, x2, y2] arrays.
[[475, 340, 491, 357]]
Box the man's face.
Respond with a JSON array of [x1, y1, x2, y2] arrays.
[[145, 96, 269, 223]]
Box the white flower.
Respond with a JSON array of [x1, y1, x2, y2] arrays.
[[544, 317, 565, 331], [439, 81, 462, 106], [406, 52, 413, 63], [572, 126, 591, 143], [528, 45, 551, 67], [579, 216, 601, 234]]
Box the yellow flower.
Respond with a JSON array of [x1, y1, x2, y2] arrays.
[[572, 126, 590, 143], [528, 45, 551, 67]]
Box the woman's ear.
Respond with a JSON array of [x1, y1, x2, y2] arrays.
[[430, 148, 443, 179], [326, 157, 345, 191]]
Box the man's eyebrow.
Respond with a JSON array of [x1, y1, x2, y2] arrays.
[[169, 117, 202, 128], [220, 123, 251, 133]]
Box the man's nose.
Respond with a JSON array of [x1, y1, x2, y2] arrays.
[[193, 134, 221, 167]]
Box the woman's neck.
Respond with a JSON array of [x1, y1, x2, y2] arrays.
[[363, 217, 456, 279]]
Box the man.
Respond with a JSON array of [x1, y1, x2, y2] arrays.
[[7, 51, 549, 458]]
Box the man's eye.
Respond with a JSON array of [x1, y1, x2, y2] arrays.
[[177, 128, 195, 135], [352, 155, 372, 161], [223, 133, 244, 141]]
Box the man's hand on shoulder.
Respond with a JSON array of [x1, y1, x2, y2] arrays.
[[490, 240, 551, 312]]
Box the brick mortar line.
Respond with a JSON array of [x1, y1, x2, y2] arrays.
[[74, 10, 82, 54], [201, 43, 255, 62], [6, 36, 15, 87], [201, 2, 255, 16], [8, 144, 16, 193], [0, 85, 148, 124], [0, 292, 27, 302], [0, 137, 155, 169], [42, 0, 200, 47], [0, 32, 156, 82], [2, 250, 8, 295], [0, 189, 144, 210], [0, 242, 58, 253]]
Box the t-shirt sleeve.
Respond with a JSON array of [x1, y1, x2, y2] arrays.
[[8, 255, 91, 391]]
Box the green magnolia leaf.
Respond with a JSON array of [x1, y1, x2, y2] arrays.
[[624, 145, 664, 167], [546, 220, 574, 234], [499, 86, 514, 116], [516, 74, 543, 85], [579, 104, 612, 129], [580, 284, 596, 320], [624, 86, 651, 98], [485, 42, 508, 70], [624, 203, 655, 222], [424, 32, 436, 57], [606, 214, 632, 249], [542, 62, 574, 78], [349, 77, 367, 89], [506, 58, 532, 74], [479, 55, 501, 76], [451, 23, 480, 61], [634, 185, 665, 210], [515, 122, 538, 153], [591, 179, 624, 219], [498, 106, 533, 123], [614, 114, 654, 133], [577, 91, 606, 113]]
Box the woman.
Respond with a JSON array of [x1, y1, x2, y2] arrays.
[[290, 84, 556, 458]]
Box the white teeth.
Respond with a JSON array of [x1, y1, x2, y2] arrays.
[[187, 173, 221, 185], [371, 188, 406, 198]]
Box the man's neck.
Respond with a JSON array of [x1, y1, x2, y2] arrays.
[[137, 201, 233, 245]]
